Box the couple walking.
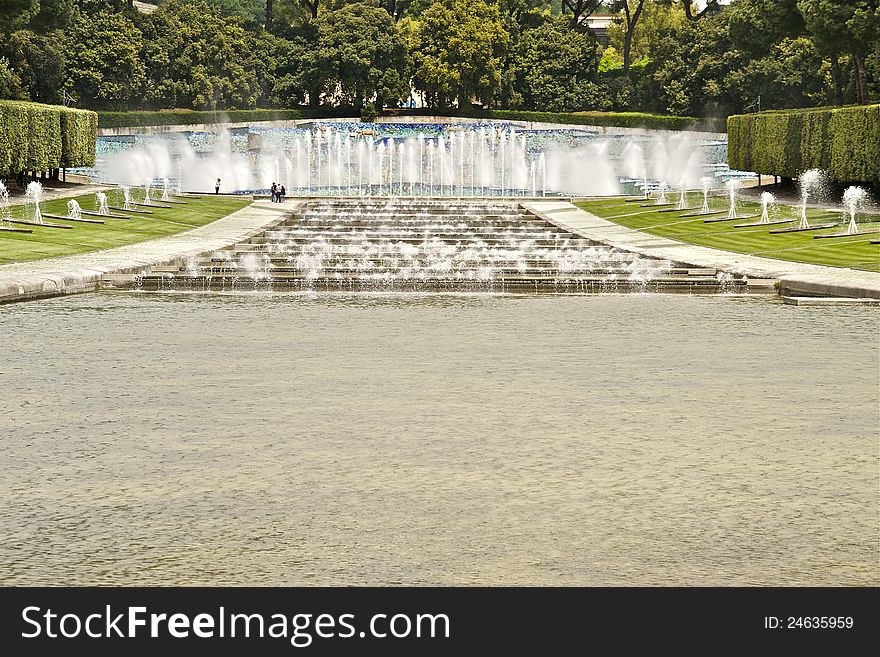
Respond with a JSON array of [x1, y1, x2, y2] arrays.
[[270, 182, 286, 203]]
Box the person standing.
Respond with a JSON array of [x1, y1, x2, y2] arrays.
[[270, 182, 277, 203], [215, 178, 221, 194], [279, 184, 286, 203]]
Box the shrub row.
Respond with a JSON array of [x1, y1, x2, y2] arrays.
[[97, 106, 711, 132], [728, 104, 880, 182], [0, 100, 97, 176], [96, 108, 356, 128]]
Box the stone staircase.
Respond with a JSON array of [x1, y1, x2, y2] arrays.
[[130, 199, 745, 293]]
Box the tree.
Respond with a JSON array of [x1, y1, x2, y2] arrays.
[[607, 0, 687, 66], [2, 29, 67, 103], [313, 3, 409, 109], [405, 0, 509, 107], [561, 0, 602, 30], [138, 0, 261, 109], [64, 10, 146, 109], [681, 0, 720, 21], [612, 0, 647, 74], [512, 17, 606, 111], [300, 0, 320, 18], [798, 0, 878, 105]]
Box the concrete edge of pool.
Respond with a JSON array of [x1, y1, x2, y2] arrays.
[[1, 198, 878, 304]]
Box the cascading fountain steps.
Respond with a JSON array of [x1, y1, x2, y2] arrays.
[[129, 199, 745, 294]]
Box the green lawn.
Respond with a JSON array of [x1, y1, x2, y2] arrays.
[[0, 191, 251, 264], [576, 197, 880, 272]]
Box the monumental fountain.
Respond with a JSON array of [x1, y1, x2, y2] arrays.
[[95, 123, 713, 198]]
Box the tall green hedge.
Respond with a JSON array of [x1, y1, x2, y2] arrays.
[[728, 105, 880, 182], [0, 100, 98, 176], [60, 108, 98, 168]]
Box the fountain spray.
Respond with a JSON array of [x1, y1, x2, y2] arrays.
[[725, 179, 738, 220], [842, 186, 868, 235], [798, 169, 824, 230], [121, 185, 134, 211], [67, 200, 83, 220], [700, 177, 712, 213], [96, 192, 110, 215], [676, 179, 688, 210], [656, 181, 669, 205], [0, 180, 10, 223], [759, 191, 776, 224], [25, 181, 43, 224]]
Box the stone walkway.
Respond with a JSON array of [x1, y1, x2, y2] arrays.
[[0, 201, 293, 303], [524, 201, 880, 299]]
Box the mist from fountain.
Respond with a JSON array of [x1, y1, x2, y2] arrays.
[[161, 178, 171, 201], [759, 191, 776, 224], [798, 169, 825, 230], [842, 186, 869, 234], [25, 181, 43, 224], [67, 200, 83, 220], [96, 192, 110, 215]]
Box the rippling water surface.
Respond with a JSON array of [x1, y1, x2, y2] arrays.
[[1, 292, 877, 585]]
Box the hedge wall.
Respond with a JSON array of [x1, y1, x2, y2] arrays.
[[452, 109, 712, 132], [96, 108, 350, 128], [97, 107, 711, 132], [0, 100, 98, 176], [728, 104, 880, 183]]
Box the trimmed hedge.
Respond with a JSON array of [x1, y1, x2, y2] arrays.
[[0, 100, 98, 176], [728, 104, 880, 182], [60, 109, 98, 168], [462, 110, 712, 132], [96, 108, 352, 129], [97, 107, 713, 132]]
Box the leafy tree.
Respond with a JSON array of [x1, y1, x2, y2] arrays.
[[138, 0, 261, 109], [254, 29, 310, 106], [607, 0, 686, 65], [724, 36, 827, 110], [561, 0, 602, 29], [681, 0, 720, 21], [610, 0, 647, 74], [512, 16, 606, 110], [0, 56, 26, 99], [726, 0, 804, 57], [2, 29, 67, 103], [0, 0, 38, 35], [798, 0, 878, 104], [313, 3, 409, 108], [64, 10, 145, 109], [405, 0, 509, 107]]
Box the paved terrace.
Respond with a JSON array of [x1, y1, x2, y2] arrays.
[[0, 202, 295, 303], [524, 201, 880, 299]]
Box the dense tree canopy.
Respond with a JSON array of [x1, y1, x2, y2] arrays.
[[0, 0, 876, 116]]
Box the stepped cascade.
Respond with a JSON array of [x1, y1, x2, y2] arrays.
[[131, 199, 745, 293]]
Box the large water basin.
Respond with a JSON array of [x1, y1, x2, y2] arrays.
[[1, 292, 876, 585]]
